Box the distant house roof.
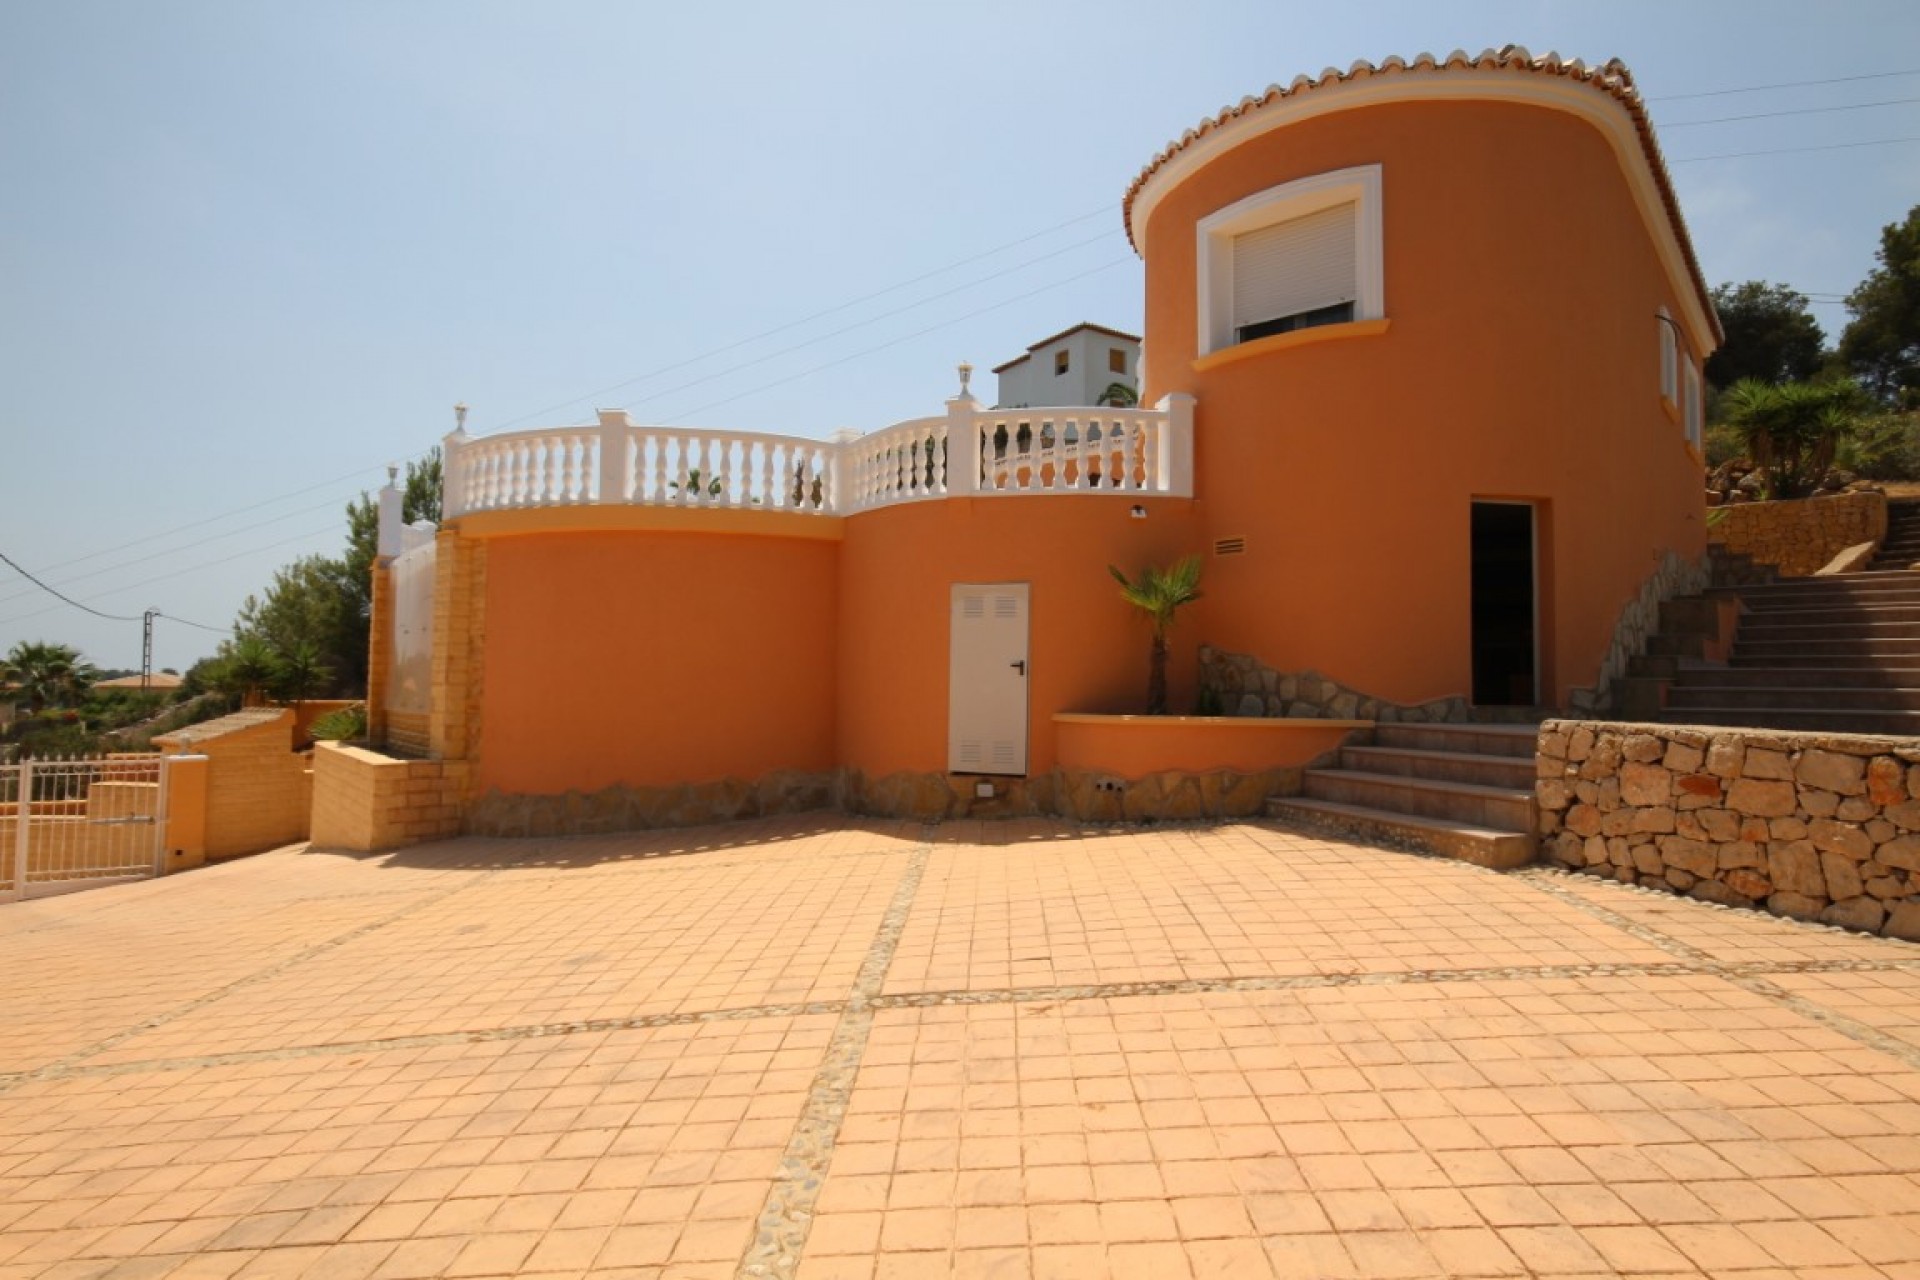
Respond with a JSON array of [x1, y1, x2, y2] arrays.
[[991, 323, 1143, 374], [1121, 46, 1721, 344], [93, 673, 184, 692]]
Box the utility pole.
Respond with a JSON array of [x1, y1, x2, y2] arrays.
[[141, 609, 158, 692]]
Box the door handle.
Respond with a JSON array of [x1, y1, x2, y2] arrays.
[[1009, 659, 1027, 676]]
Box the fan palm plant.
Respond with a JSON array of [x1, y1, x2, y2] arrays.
[[1108, 556, 1203, 715], [1721, 378, 1865, 500], [3, 641, 96, 714]]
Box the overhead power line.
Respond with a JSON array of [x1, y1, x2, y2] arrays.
[[672, 257, 1136, 421], [482, 205, 1113, 435], [13, 205, 1121, 603], [1669, 135, 1920, 163], [1663, 96, 1920, 128], [0, 550, 229, 635], [0, 490, 365, 613], [1652, 67, 1920, 102]]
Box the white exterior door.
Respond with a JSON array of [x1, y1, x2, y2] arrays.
[[949, 583, 1029, 775]]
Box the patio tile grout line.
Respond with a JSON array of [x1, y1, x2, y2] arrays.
[[0, 867, 510, 1097], [1515, 869, 1920, 1073], [736, 827, 935, 1280], [0, 998, 855, 1086], [9, 952, 1914, 1089]]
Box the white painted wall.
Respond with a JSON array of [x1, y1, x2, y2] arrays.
[[994, 328, 1139, 407]]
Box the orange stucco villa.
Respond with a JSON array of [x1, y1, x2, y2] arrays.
[[325, 48, 1721, 844]]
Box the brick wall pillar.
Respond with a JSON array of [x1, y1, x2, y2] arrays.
[[428, 528, 487, 788], [366, 558, 395, 745]]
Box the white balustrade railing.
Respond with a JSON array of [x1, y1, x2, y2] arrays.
[[441, 395, 1193, 519]]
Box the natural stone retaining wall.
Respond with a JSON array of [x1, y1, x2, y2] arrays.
[[1536, 719, 1920, 941], [1709, 490, 1888, 578], [1199, 648, 1475, 723], [465, 770, 839, 838]]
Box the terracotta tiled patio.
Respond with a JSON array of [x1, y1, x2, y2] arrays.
[[4, 817, 1919, 1279]]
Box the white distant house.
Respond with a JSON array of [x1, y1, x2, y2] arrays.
[[992, 323, 1140, 408]]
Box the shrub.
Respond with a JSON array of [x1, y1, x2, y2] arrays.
[[308, 704, 368, 743], [1837, 411, 1920, 480]]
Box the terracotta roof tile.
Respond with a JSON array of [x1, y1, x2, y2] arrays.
[[1121, 46, 1720, 341]]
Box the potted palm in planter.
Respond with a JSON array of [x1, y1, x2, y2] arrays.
[[1108, 556, 1203, 714]]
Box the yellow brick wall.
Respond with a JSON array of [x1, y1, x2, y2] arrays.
[[156, 710, 310, 859], [429, 529, 486, 779], [387, 711, 431, 758], [311, 742, 462, 853], [367, 560, 394, 744]]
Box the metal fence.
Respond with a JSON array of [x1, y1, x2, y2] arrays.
[[1, 754, 170, 901]]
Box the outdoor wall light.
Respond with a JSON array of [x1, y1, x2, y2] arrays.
[[1129, 505, 1147, 519]]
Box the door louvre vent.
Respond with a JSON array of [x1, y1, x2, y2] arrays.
[[1214, 536, 1248, 556]]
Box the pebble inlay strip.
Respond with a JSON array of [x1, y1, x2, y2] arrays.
[[1518, 867, 1920, 1072], [738, 829, 934, 1280], [0, 867, 505, 1095]]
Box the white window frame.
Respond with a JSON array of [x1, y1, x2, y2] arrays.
[[1196, 165, 1384, 356], [1657, 308, 1678, 405], [1682, 357, 1703, 451]]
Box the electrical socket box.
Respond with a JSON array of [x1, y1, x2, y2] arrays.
[[975, 782, 995, 798]]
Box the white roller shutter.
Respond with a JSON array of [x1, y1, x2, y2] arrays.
[[1231, 202, 1357, 332]]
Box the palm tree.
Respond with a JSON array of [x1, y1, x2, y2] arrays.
[[218, 635, 281, 707], [3, 641, 97, 714], [1108, 556, 1204, 715], [271, 639, 331, 708], [1721, 378, 1864, 500], [1097, 382, 1139, 407]]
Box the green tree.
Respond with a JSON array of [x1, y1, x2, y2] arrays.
[[3, 641, 98, 714], [1720, 377, 1866, 500], [1840, 205, 1920, 407], [1703, 281, 1827, 392], [1108, 556, 1204, 715], [215, 634, 281, 705], [222, 448, 443, 700]]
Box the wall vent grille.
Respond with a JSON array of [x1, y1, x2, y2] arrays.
[[1214, 536, 1248, 556]]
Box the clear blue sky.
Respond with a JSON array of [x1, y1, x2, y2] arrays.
[[4, 0, 1918, 672]]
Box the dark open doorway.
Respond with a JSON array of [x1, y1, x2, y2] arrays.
[[1471, 502, 1536, 706]]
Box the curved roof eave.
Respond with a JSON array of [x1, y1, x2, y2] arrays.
[[1122, 46, 1723, 349]]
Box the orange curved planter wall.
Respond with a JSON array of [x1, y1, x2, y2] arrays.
[[479, 531, 839, 794], [1140, 100, 1706, 710]]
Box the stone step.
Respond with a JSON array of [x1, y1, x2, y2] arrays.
[[1266, 797, 1535, 870], [1302, 769, 1534, 832], [1737, 604, 1920, 625], [1736, 619, 1920, 640], [1665, 684, 1920, 711], [1733, 637, 1920, 659], [1340, 745, 1538, 789], [1732, 652, 1920, 669], [1737, 576, 1920, 606], [1675, 665, 1920, 688], [1371, 722, 1540, 758], [1658, 706, 1920, 735]]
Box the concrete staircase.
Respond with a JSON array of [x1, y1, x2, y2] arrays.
[[1870, 497, 1920, 571], [1657, 570, 1920, 736], [1267, 723, 1538, 869]]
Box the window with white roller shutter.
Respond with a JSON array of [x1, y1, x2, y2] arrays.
[[1231, 202, 1358, 342], [1195, 165, 1383, 355]]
